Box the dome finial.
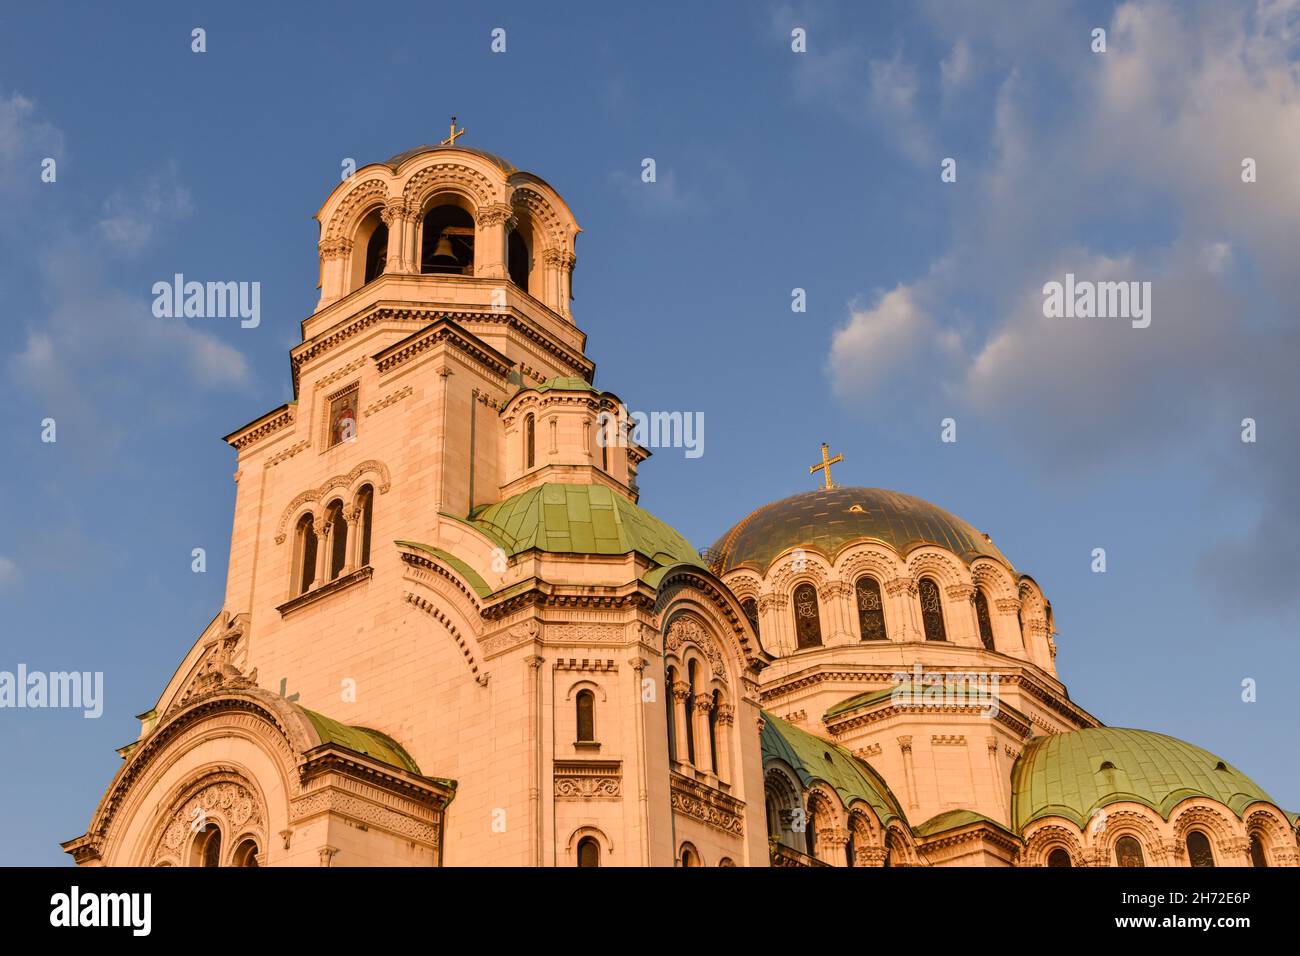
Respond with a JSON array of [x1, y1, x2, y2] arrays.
[[440, 116, 465, 146], [809, 442, 843, 490]]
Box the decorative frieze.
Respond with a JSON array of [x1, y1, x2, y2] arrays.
[[669, 773, 745, 835], [553, 760, 622, 801]]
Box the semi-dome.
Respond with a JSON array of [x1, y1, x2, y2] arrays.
[[382, 142, 518, 174], [707, 487, 1010, 575], [1011, 727, 1283, 831]]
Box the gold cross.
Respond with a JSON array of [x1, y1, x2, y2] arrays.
[[441, 116, 465, 146], [809, 442, 843, 490]]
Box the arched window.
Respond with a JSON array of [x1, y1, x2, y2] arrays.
[[355, 484, 373, 567], [364, 221, 388, 283], [680, 844, 699, 867], [741, 597, 761, 639], [421, 203, 475, 274], [883, 830, 894, 868], [1047, 848, 1072, 867], [665, 666, 677, 762], [576, 836, 600, 868], [793, 583, 823, 649], [1115, 835, 1145, 867], [295, 513, 317, 596], [684, 660, 697, 765], [193, 825, 222, 868], [846, 828, 856, 867], [805, 802, 818, 858], [1017, 606, 1026, 647], [525, 413, 535, 469], [576, 689, 595, 743], [919, 578, 947, 642], [326, 499, 347, 581], [232, 840, 259, 867], [508, 228, 530, 292], [974, 588, 995, 650], [707, 689, 719, 771], [1249, 833, 1268, 867], [1186, 830, 1215, 867], [855, 576, 887, 641]]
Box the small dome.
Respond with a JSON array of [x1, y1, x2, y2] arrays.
[[382, 143, 518, 175], [1011, 727, 1281, 831], [708, 487, 1009, 574]]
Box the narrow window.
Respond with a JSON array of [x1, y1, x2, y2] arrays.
[[793, 583, 823, 648], [326, 499, 347, 581], [196, 826, 222, 868], [1017, 606, 1026, 647], [508, 228, 530, 291], [1186, 830, 1215, 867], [576, 836, 600, 868], [684, 660, 697, 765], [855, 577, 887, 640], [296, 513, 317, 595], [1047, 848, 1072, 867], [919, 578, 947, 642], [1249, 833, 1268, 868], [805, 803, 817, 858], [665, 666, 677, 762], [884, 830, 894, 868], [356, 484, 373, 567], [974, 588, 995, 650], [742, 597, 761, 640], [707, 689, 720, 771], [233, 840, 259, 867], [525, 413, 535, 469], [846, 829, 856, 868], [1115, 835, 1145, 867], [576, 689, 595, 743], [680, 845, 698, 867], [364, 221, 388, 283]]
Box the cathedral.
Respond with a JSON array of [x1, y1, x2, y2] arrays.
[[63, 135, 1298, 868]]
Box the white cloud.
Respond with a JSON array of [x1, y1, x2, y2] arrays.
[[830, 284, 961, 400], [98, 164, 194, 251], [0, 556, 17, 585], [940, 38, 973, 95]]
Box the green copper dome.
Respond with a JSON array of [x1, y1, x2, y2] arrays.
[[761, 712, 908, 829], [470, 483, 703, 570], [709, 487, 1010, 574], [1011, 727, 1281, 831], [301, 708, 423, 775]]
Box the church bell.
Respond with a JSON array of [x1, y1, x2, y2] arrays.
[[430, 233, 458, 267]]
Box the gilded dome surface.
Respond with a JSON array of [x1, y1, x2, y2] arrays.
[[707, 487, 1009, 574]]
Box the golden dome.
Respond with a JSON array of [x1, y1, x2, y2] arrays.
[[707, 487, 1010, 574]]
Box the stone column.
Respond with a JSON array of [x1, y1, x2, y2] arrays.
[[885, 576, 919, 642], [382, 199, 409, 275], [715, 702, 735, 783], [996, 597, 1025, 657], [312, 517, 330, 589], [693, 692, 715, 776], [671, 680, 691, 768], [475, 203, 515, 280], [857, 844, 888, 867], [342, 506, 360, 574], [946, 583, 978, 646], [317, 237, 353, 307], [898, 735, 919, 812], [557, 250, 576, 318]]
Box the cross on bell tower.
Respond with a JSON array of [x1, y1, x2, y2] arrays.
[[809, 442, 843, 490], [440, 116, 465, 146]]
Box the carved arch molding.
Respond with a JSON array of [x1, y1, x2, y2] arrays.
[[152, 775, 265, 867], [275, 459, 391, 544], [665, 615, 728, 685]]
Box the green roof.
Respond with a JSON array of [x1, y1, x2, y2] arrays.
[[302, 709, 424, 775], [761, 711, 908, 829], [1012, 727, 1281, 831], [395, 541, 494, 599], [469, 483, 703, 569], [531, 376, 598, 394], [914, 809, 1018, 839]]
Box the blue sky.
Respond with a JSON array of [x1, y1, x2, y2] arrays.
[[1, 0, 1297, 864]]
